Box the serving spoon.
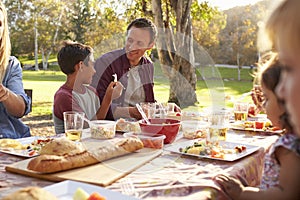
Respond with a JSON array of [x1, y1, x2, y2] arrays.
[[136, 103, 151, 124], [75, 113, 95, 127]]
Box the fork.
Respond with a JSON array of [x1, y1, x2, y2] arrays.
[[120, 178, 139, 198]]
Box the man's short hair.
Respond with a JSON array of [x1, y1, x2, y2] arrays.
[[126, 18, 157, 44]]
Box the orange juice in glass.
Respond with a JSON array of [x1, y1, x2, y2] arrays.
[[63, 111, 84, 141], [234, 102, 249, 121]]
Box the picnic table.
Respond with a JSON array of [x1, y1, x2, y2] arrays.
[[0, 129, 279, 199]]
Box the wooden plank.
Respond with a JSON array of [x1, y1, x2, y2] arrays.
[[6, 148, 162, 186]]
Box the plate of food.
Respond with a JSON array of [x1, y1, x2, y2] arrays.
[[44, 180, 139, 200], [230, 120, 283, 135], [0, 135, 63, 158], [164, 139, 261, 161]]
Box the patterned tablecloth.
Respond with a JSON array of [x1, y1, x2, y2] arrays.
[[0, 130, 279, 199]]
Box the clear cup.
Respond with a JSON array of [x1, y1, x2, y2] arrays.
[[164, 102, 176, 114], [140, 102, 156, 119], [208, 125, 228, 142], [63, 111, 84, 141], [155, 102, 168, 118], [207, 112, 229, 143], [233, 102, 249, 121]]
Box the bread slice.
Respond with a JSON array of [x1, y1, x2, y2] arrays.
[[2, 186, 58, 200]]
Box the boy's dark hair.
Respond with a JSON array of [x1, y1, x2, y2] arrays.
[[126, 18, 157, 44], [57, 40, 93, 75]]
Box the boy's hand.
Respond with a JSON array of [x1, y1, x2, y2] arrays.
[[109, 82, 124, 99]]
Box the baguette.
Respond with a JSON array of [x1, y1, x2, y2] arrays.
[[27, 137, 143, 173]]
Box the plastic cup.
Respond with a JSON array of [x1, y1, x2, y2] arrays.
[[63, 111, 84, 141], [234, 102, 249, 121], [140, 102, 156, 118]]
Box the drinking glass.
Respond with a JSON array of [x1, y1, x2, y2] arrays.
[[140, 102, 156, 119], [63, 111, 84, 141], [207, 112, 229, 143], [233, 102, 249, 121]]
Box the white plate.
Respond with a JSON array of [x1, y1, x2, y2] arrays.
[[44, 180, 139, 200], [164, 140, 261, 162], [230, 122, 283, 135], [0, 134, 64, 158], [0, 136, 40, 157]]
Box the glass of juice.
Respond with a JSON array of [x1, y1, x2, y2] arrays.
[[233, 102, 249, 121], [63, 111, 84, 141]]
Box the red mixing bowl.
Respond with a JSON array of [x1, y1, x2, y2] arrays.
[[138, 118, 181, 144]]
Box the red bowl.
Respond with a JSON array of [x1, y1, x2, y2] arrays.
[[138, 118, 181, 144]]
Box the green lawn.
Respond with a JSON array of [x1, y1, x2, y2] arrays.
[[22, 65, 254, 116]]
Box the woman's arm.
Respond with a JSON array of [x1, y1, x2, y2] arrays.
[[0, 84, 26, 117]]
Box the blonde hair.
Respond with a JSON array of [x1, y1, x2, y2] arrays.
[[265, 0, 300, 54], [0, 1, 11, 82], [253, 51, 278, 85]]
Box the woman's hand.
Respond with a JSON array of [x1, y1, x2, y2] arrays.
[[0, 84, 26, 117], [0, 84, 9, 102]]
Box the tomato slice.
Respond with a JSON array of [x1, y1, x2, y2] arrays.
[[87, 192, 106, 200]]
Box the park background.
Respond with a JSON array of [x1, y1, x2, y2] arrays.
[[3, 0, 274, 135]]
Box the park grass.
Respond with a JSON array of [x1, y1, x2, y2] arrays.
[[22, 65, 254, 117]]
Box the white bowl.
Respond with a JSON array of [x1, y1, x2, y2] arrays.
[[89, 120, 116, 139]]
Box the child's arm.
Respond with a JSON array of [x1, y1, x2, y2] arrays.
[[215, 146, 300, 200]]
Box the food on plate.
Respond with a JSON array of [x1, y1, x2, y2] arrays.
[[27, 137, 55, 156], [73, 188, 89, 200], [73, 188, 106, 200], [87, 192, 106, 200], [116, 118, 140, 132], [179, 140, 247, 159], [1, 186, 58, 200], [231, 120, 281, 132], [0, 138, 40, 157], [0, 138, 26, 150], [234, 145, 247, 153], [27, 137, 143, 173]]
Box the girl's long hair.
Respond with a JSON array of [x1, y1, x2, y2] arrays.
[[0, 1, 11, 82]]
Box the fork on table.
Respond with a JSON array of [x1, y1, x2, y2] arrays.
[[120, 178, 139, 198]]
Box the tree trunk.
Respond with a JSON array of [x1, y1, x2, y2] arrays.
[[237, 52, 241, 81], [34, 15, 39, 71], [152, 0, 197, 107]]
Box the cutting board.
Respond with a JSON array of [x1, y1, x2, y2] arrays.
[[5, 147, 162, 186]]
